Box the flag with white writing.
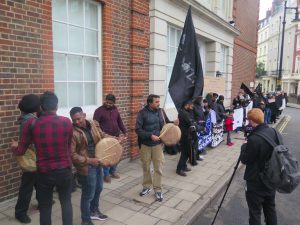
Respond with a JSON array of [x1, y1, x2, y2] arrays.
[[168, 6, 204, 111]]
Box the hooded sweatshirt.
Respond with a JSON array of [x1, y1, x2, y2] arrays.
[[17, 112, 37, 140], [17, 112, 37, 172]]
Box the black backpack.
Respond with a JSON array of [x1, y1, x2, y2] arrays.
[[255, 129, 300, 194]]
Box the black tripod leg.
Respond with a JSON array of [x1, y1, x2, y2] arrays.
[[211, 157, 241, 225]]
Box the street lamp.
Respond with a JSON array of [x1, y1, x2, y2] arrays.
[[278, 1, 300, 91]]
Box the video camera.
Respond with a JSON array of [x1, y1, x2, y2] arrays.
[[189, 119, 205, 133], [244, 125, 253, 138]]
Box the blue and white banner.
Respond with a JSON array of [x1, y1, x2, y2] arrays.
[[197, 113, 212, 151]]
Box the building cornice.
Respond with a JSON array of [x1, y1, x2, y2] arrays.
[[159, 0, 242, 37]]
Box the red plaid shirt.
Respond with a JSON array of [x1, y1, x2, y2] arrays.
[[13, 111, 73, 172]]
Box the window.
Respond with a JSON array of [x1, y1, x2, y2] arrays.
[[276, 21, 278, 32], [274, 59, 277, 70], [259, 48, 262, 56], [271, 84, 274, 91], [261, 34, 263, 42], [220, 0, 223, 12], [270, 41, 272, 50], [288, 32, 291, 43], [297, 35, 300, 49], [166, 26, 182, 105], [295, 57, 300, 72], [52, 0, 102, 115], [265, 32, 267, 40], [220, 45, 227, 77], [275, 38, 277, 48], [264, 46, 266, 55], [271, 24, 273, 34], [269, 60, 271, 71], [286, 56, 289, 71]]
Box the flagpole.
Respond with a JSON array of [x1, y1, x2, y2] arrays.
[[162, 88, 169, 109]]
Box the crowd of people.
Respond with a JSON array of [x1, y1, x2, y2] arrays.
[[10, 89, 287, 225]]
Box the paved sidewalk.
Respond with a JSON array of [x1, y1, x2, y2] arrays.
[[287, 102, 300, 109], [0, 119, 283, 225]]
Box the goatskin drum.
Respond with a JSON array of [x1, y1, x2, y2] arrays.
[[160, 123, 181, 146], [15, 149, 36, 172], [95, 138, 123, 167]]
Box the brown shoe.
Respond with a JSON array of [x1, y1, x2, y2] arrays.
[[183, 167, 191, 172], [104, 176, 111, 183], [176, 170, 187, 177], [110, 172, 120, 179]]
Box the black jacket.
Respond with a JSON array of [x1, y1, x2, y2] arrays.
[[252, 97, 261, 108], [217, 100, 226, 119], [192, 102, 205, 121], [135, 106, 171, 148], [178, 108, 192, 137], [241, 123, 279, 192]]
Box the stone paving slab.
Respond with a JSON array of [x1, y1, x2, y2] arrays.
[[0, 116, 284, 225]]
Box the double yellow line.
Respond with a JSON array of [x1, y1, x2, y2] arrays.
[[278, 116, 291, 133]]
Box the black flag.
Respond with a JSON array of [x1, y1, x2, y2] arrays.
[[255, 83, 267, 103], [168, 6, 204, 112], [240, 83, 254, 98]]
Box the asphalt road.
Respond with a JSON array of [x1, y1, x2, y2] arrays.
[[193, 107, 300, 225]]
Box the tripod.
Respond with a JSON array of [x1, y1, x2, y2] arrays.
[[211, 156, 241, 225]]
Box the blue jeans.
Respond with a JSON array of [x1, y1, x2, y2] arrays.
[[227, 131, 232, 144], [79, 165, 103, 222], [103, 165, 117, 177], [264, 108, 271, 123]]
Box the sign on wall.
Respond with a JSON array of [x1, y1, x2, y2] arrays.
[[203, 76, 226, 96]]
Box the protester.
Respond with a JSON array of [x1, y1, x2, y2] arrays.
[[241, 108, 279, 225], [203, 99, 211, 121], [192, 96, 205, 122], [225, 110, 234, 146], [264, 93, 272, 124], [93, 94, 128, 183], [217, 95, 226, 120], [233, 95, 246, 134], [11, 91, 73, 225], [70, 107, 125, 225], [233, 92, 243, 108], [14, 94, 54, 224], [270, 95, 277, 124], [176, 100, 195, 176], [135, 94, 179, 201]]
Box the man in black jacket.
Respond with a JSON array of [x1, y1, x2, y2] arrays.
[[192, 96, 205, 122], [217, 95, 226, 121], [135, 94, 179, 202], [241, 108, 278, 225]]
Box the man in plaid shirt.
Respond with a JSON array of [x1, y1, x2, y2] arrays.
[[11, 91, 73, 225]]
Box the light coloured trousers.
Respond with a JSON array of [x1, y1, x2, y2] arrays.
[[140, 144, 165, 192]]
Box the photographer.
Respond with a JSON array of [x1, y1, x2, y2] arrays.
[[240, 108, 278, 225], [176, 100, 205, 176]]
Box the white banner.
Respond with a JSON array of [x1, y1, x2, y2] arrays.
[[211, 110, 217, 124], [233, 108, 243, 130], [279, 98, 286, 110], [245, 101, 253, 126]]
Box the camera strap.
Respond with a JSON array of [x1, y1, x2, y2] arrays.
[[161, 109, 166, 125]]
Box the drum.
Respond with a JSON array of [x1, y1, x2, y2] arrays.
[[95, 138, 123, 167], [159, 123, 181, 146], [15, 149, 36, 172]]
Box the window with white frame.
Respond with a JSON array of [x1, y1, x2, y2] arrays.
[[275, 38, 277, 48], [295, 57, 300, 72], [271, 24, 273, 34], [273, 59, 277, 70], [259, 48, 262, 56], [264, 46, 266, 55], [276, 21, 278, 32], [297, 35, 300, 49], [286, 56, 289, 71], [220, 0, 223, 13], [261, 34, 263, 42], [220, 45, 227, 77], [52, 0, 102, 115], [270, 41, 272, 50], [288, 32, 291, 43], [269, 60, 271, 71], [265, 32, 267, 40]]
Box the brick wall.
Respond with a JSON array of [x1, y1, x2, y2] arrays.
[[0, 0, 53, 202], [292, 0, 300, 72], [232, 0, 259, 101], [0, 0, 150, 203]]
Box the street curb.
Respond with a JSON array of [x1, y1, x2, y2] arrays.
[[173, 115, 286, 225], [287, 105, 300, 109]]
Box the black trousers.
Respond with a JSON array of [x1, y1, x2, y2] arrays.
[[36, 167, 73, 225], [15, 172, 37, 218], [245, 190, 277, 225], [177, 137, 189, 171]]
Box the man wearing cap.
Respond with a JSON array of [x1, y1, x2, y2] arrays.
[[217, 96, 226, 120], [14, 94, 52, 224]]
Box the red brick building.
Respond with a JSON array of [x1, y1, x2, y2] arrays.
[[232, 0, 260, 100], [0, 0, 149, 202]]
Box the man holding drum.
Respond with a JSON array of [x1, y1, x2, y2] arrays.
[[11, 91, 74, 225], [135, 94, 179, 202], [70, 107, 125, 225], [93, 94, 128, 183]]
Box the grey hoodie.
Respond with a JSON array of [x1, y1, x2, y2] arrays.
[[17, 112, 37, 140]]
